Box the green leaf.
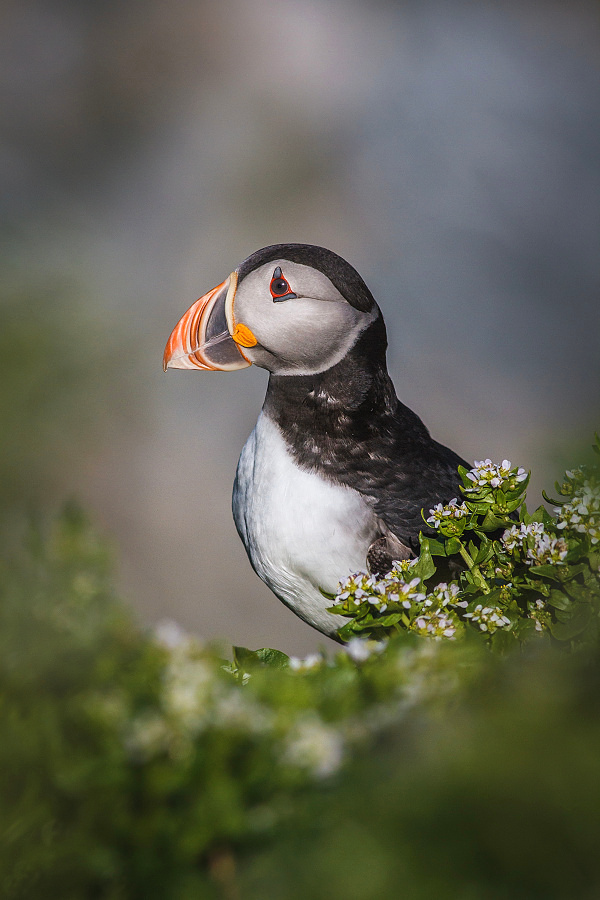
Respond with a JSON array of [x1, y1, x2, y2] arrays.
[[542, 489, 562, 506], [512, 618, 537, 642], [318, 586, 336, 600], [525, 505, 555, 528], [467, 500, 493, 514], [521, 578, 551, 597], [337, 619, 366, 641], [564, 582, 594, 604], [233, 646, 290, 670], [528, 564, 563, 582], [589, 552, 600, 571], [474, 544, 494, 567], [546, 590, 572, 611], [413, 537, 436, 581], [355, 613, 403, 631], [550, 603, 592, 641], [565, 543, 591, 565], [445, 537, 462, 556], [490, 627, 519, 654], [458, 464, 471, 485], [255, 648, 291, 668], [425, 536, 447, 557], [327, 603, 353, 616], [480, 510, 508, 531]]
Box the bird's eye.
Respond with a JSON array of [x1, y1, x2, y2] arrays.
[[270, 267, 297, 302]]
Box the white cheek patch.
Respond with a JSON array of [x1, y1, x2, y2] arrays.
[[234, 260, 377, 375], [270, 302, 372, 373]]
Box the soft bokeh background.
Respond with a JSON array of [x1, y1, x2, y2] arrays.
[[2, 0, 599, 655]]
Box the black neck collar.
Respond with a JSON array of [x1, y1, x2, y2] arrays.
[[263, 315, 398, 423]]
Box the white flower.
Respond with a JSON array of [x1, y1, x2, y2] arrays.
[[125, 712, 173, 759], [284, 717, 344, 779], [345, 638, 386, 663], [335, 567, 427, 617], [289, 653, 322, 671], [425, 582, 462, 608], [555, 478, 600, 544], [390, 558, 419, 577], [211, 691, 273, 733], [527, 534, 568, 565], [333, 572, 382, 607], [426, 499, 469, 528], [502, 522, 568, 565], [464, 459, 527, 493], [162, 649, 214, 733], [411, 607, 461, 640], [153, 618, 190, 650], [396, 578, 426, 608], [464, 604, 511, 633]]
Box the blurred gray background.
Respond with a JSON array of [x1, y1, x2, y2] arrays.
[[1, 0, 599, 654]]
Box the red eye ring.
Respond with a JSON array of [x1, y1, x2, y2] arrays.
[[270, 266, 297, 302]]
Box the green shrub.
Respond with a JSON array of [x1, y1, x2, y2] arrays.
[[329, 436, 600, 650], [2, 443, 600, 898]]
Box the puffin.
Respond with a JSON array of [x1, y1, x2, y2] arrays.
[[163, 244, 468, 640]]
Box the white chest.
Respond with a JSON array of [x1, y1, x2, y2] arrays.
[[232, 413, 378, 636]]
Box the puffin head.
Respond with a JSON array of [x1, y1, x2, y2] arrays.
[[163, 244, 379, 376]]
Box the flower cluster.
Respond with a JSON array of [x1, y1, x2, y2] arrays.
[[289, 653, 322, 671], [423, 582, 465, 609], [125, 636, 281, 761], [528, 597, 550, 633], [389, 558, 419, 578], [426, 499, 469, 529], [411, 608, 461, 640], [121, 619, 478, 792], [122, 633, 350, 778], [332, 568, 475, 643], [335, 572, 426, 615], [464, 458, 527, 493], [283, 716, 345, 779], [344, 637, 387, 663], [331, 443, 600, 650], [555, 473, 600, 545], [161, 642, 214, 733], [502, 522, 568, 566], [335, 572, 382, 606], [464, 604, 511, 633]]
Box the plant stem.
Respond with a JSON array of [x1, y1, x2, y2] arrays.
[[457, 541, 491, 594]]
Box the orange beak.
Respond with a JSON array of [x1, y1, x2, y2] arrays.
[[163, 272, 254, 372]]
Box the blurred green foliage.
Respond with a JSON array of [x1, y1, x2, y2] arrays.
[[0, 278, 139, 516], [1, 501, 600, 899], [244, 647, 600, 900], [2, 271, 599, 899]]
